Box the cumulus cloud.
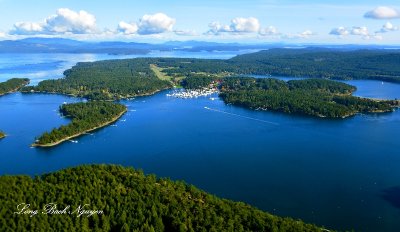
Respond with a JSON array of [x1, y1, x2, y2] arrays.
[[330, 25, 384, 40], [45, 8, 96, 34], [299, 30, 314, 38], [259, 26, 280, 36], [284, 30, 314, 39], [364, 6, 400, 19], [118, 13, 175, 35], [11, 8, 97, 35], [378, 21, 398, 33], [137, 13, 175, 35], [0, 31, 6, 38], [350, 26, 382, 40], [12, 22, 43, 35], [117, 21, 138, 35], [351, 26, 369, 36], [230, 17, 260, 33], [329, 27, 349, 36], [297, 30, 314, 38], [206, 17, 260, 35], [207, 22, 231, 34]]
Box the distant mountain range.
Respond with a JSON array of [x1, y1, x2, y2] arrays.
[[0, 37, 399, 54]]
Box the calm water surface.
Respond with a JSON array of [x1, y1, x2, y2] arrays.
[[1, 53, 400, 232]]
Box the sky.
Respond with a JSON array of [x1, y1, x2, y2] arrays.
[[0, 0, 399, 44]]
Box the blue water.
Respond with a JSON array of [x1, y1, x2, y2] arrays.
[[0, 50, 255, 85], [1, 53, 400, 232]]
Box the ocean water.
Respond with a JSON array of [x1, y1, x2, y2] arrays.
[[1, 53, 400, 231]]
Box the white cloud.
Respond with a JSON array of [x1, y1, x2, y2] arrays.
[[44, 8, 97, 34], [259, 26, 279, 36], [207, 22, 231, 34], [11, 8, 97, 35], [329, 27, 349, 36], [12, 22, 43, 35], [364, 6, 400, 19], [117, 13, 175, 35], [137, 13, 175, 35], [0, 31, 5, 38], [284, 30, 314, 39], [351, 26, 369, 36], [350, 26, 382, 40], [230, 17, 260, 33], [378, 21, 398, 33], [206, 17, 260, 35], [330, 25, 384, 40], [117, 21, 138, 35], [174, 29, 198, 36], [297, 30, 314, 38]]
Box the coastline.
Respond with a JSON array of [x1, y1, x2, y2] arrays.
[[31, 109, 127, 148], [21, 86, 171, 100], [0, 81, 30, 96]]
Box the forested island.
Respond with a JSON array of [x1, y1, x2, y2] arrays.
[[220, 77, 399, 118], [150, 48, 400, 83], [33, 102, 126, 147], [228, 49, 400, 83], [22, 49, 400, 101], [0, 164, 326, 231], [22, 59, 172, 100], [0, 78, 29, 96], [0, 131, 5, 139], [16, 48, 400, 145]]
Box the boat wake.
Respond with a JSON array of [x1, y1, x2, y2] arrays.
[[204, 107, 279, 126]]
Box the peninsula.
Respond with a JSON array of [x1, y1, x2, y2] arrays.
[[22, 59, 172, 100], [33, 102, 127, 147], [220, 77, 400, 118], [0, 78, 30, 96], [22, 48, 400, 101], [0, 131, 5, 139], [0, 164, 327, 231], [21, 48, 400, 122]]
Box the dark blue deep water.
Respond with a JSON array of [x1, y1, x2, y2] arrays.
[[1, 53, 400, 231]]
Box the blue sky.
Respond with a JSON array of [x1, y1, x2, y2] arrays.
[[0, 0, 399, 44]]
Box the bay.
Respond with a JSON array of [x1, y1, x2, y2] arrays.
[[0, 52, 400, 232]]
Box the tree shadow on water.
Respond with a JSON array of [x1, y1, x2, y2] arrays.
[[381, 186, 400, 209]]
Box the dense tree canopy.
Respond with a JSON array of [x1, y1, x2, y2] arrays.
[[220, 77, 399, 118], [0, 165, 326, 232], [228, 48, 400, 83], [21, 48, 400, 101], [149, 49, 400, 83], [34, 102, 126, 146], [22, 59, 172, 100], [181, 74, 216, 89], [0, 78, 29, 95]]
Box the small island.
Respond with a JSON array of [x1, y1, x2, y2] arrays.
[[220, 77, 400, 118], [33, 102, 127, 147], [0, 164, 326, 231], [0, 131, 5, 139], [0, 78, 30, 96]]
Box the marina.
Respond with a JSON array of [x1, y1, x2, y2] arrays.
[[166, 88, 218, 99]]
